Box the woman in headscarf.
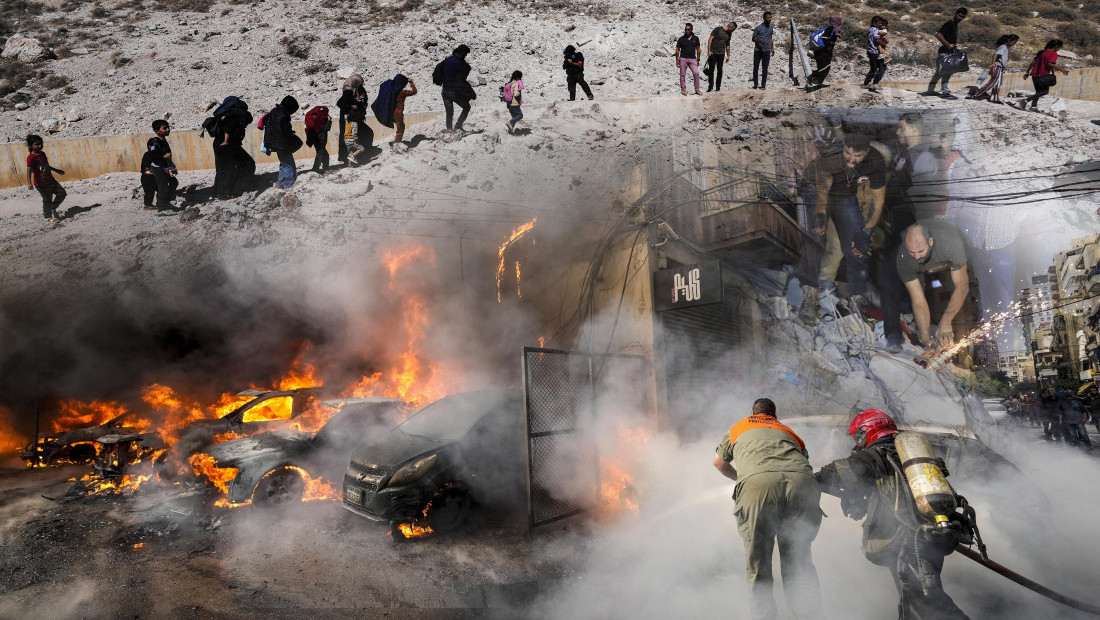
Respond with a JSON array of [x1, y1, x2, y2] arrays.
[[337, 74, 371, 164], [807, 15, 842, 89]]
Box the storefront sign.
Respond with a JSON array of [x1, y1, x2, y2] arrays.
[[653, 261, 723, 311]]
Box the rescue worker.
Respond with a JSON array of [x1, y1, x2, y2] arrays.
[[713, 398, 822, 620], [815, 409, 970, 619]]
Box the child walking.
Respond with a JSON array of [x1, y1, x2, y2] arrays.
[[25, 134, 67, 222], [504, 71, 524, 134], [393, 76, 417, 146]]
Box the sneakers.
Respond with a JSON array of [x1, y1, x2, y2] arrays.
[[681, 89, 688, 96], [505, 121, 513, 134], [695, 89, 703, 95]]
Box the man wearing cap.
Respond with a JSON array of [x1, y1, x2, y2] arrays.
[[713, 398, 822, 620], [706, 22, 738, 92]]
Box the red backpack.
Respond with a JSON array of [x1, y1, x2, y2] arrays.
[[304, 106, 329, 138]]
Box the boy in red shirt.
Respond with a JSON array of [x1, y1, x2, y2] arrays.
[[25, 134, 67, 221]]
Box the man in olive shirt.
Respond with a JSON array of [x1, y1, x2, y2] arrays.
[[896, 219, 970, 348], [713, 398, 822, 620], [706, 22, 737, 92]]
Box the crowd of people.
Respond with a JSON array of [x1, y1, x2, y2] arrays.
[[1011, 384, 1100, 449], [22, 5, 1078, 220]]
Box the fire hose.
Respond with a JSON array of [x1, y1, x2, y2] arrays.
[[954, 544, 1100, 615]]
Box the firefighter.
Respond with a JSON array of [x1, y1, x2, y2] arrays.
[[713, 398, 822, 620], [815, 409, 970, 619]]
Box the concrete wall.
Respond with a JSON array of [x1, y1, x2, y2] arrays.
[[0, 112, 439, 189], [881, 67, 1100, 101]]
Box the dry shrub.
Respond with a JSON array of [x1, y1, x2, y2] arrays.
[[1039, 7, 1078, 22], [152, 0, 214, 11], [962, 14, 1000, 46]]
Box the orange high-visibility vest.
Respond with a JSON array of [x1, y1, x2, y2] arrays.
[[730, 414, 806, 451]]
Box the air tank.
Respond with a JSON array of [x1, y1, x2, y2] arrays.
[[894, 431, 957, 526]]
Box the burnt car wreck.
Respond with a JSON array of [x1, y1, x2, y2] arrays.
[[342, 390, 527, 535], [199, 397, 402, 506], [21, 412, 147, 466]]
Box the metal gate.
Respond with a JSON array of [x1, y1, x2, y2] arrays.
[[522, 347, 649, 530]]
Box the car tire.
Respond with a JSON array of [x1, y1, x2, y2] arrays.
[[252, 468, 305, 508], [425, 485, 472, 534]]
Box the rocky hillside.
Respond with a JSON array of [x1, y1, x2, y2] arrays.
[[2, 0, 1099, 141]]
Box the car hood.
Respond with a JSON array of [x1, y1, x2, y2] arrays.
[[349, 428, 447, 469], [206, 431, 311, 466]]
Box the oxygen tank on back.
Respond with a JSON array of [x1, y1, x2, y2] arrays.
[[894, 431, 957, 527]]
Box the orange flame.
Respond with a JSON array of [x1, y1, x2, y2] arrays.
[[285, 465, 338, 502], [74, 471, 155, 496], [51, 400, 138, 433], [349, 245, 456, 421], [497, 218, 537, 302], [395, 522, 434, 539], [598, 423, 650, 514], [189, 452, 238, 494], [145, 384, 209, 447], [0, 410, 27, 454]]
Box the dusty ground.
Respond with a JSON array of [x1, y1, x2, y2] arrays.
[[0, 460, 539, 619]]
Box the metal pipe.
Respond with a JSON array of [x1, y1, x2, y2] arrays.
[[955, 545, 1100, 615]]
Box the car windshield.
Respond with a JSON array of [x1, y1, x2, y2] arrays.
[[396, 392, 506, 443]]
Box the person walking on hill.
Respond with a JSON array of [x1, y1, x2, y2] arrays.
[[806, 15, 841, 89], [563, 45, 594, 101], [1019, 39, 1070, 111], [675, 23, 702, 96], [25, 134, 66, 222], [147, 119, 179, 211], [304, 105, 331, 173], [503, 70, 525, 134], [924, 7, 968, 96], [206, 96, 255, 198], [967, 34, 1017, 103], [713, 398, 822, 620], [264, 96, 303, 190], [337, 74, 371, 165], [705, 22, 736, 92], [862, 16, 888, 90], [751, 12, 775, 90], [393, 77, 417, 146], [440, 45, 474, 132]]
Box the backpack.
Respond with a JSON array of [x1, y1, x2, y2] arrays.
[[501, 81, 513, 103], [200, 115, 219, 138], [809, 26, 828, 50], [432, 60, 446, 86], [304, 106, 329, 137]]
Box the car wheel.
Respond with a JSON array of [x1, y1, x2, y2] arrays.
[[425, 485, 472, 534], [252, 468, 305, 508]]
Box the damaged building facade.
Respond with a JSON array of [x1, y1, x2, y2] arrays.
[[515, 109, 989, 441]]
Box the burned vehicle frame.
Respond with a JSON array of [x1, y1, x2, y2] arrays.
[[20, 412, 149, 467], [341, 390, 527, 533]]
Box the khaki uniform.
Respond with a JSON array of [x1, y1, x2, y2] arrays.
[[717, 415, 822, 620]]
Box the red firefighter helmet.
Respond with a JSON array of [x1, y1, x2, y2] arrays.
[[847, 408, 898, 449]]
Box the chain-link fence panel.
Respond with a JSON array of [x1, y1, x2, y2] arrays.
[[524, 347, 649, 530]]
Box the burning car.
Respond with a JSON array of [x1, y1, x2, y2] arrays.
[[197, 397, 402, 507], [342, 389, 527, 534], [20, 411, 148, 466]]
